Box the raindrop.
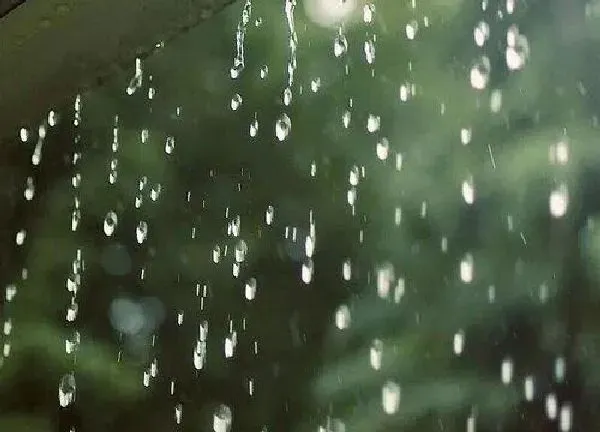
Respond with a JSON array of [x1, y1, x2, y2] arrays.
[[460, 253, 474, 283], [275, 114, 292, 141], [462, 178, 475, 205], [301, 258, 314, 284], [474, 21, 490, 47], [342, 259, 352, 280], [193, 341, 207, 370], [453, 330, 465, 355], [550, 184, 568, 218], [376, 262, 395, 298], [405, 20, 418, 40], [103, 211, 118, 237], [250, 117, 259, 137], [136, 221, 148, 244], [560, 404, 572, 432], [165, 136, 175, 155], [342, 110, 351, 128], [364, 39, 376, 64], [260, 65, 269, 79], [349, 165, 360, 186], [19, 128, 29, 142], [363, 3, 374, 23], [175, 403, 183, 425], [382, 381, 401, 414], [546, 393, 558, 420], [5, 285, 16, 302], [58, 373, 76, 407], [460, 127, 472, 145], [245, 277, 257, 300], [65, 330, 81, 354], [333, 31, 348, 57], [283, 87, 293, 105], [524, 375, 535, 401], [506, 28, 530, 71], [213, 404, 233, 432], [266, 205, 275, 225], [376, 138, 390, 160], [370, 339, 383, 370], [334, 304, 351, 330], [231, 93, 243, 111], [470, 56, 491, 90], [310, 78, 321, 93], [366, 114, 380, 133], [235, 240, 248, 262], [213, 245, 221, 263], [501, 357, 514, 384]]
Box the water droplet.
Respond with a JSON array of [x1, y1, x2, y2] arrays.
[[165, 136, 175, 155], [235, 240, 248, 263], [506, 26, 529, 71], [460, 128, 472, 145], [213, 245, 221, 263], [405, 20, 418, 40], [545, 393, 558, 419], [376, 138, 390, 160], [260, 65, 269, 79], [5, 285, 16, 302], [310, 78, 321, 93], [453, 330, 465, 355], [501, 357, 513, 384], [376, 262, 395, 299], [524, 375, 535, 401], [20, 128, 29, 142], [382, 381, 401, 414], [462, 178, 475, 205], [136, 221, 148, 244], [193, 340, 207, 370], [364, 39, 376, 64], [175, 403, 183, 424], [265, 205, 275, 225], [334, 32, 348, 57], [470, 56, 491, 90], [231, 93, 243, 111], [367, 114, 380, 133], [301, 258, 314, 284], [334, 304, 351, 330], [474, 21, 490, 47], [460, 253, 474, 283], [104, 211, 118, 237], [250, 118, 259, 137], [342, 110, 351, 128], [363, 3, 375, 23], [283, 87, 293, 106], [213, 404, 233, 432], [550, 184, 568, 218], [275, 114, 292, 141], [342, 259, 352, 281], [370, 339, 383, 370], [245, 278, 257, 300], [559, 403, 572, 432], [58, 373, 76, 407]]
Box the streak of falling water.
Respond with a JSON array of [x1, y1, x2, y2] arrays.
[[103, 211, 118, 237], [126, 58, 143, 95], [275, 113, 292, 141], [231, 0, 252, 78]]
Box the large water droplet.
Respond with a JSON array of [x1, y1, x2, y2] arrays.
[[275, 114, 292, 141], [213, 404, 233, 432], [58, 372, 76, 407], [104, 211, 118, 237]]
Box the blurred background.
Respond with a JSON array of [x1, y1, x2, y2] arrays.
[[1, 0, 600, 431]]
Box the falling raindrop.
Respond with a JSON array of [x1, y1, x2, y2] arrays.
[[453, 330, 465, 355], [302, 258, 314, 284], [266, 205, 275, 225], [376, 138, 389, 160], [366, 114, 380, 133], [245, 278, 257, 300], [460, 253, 474, 283], [333, 30, 348, 57], [501, 357, 514, 384], [376, 262, 394, 299], [213, 404, 233, 432], [231, 93, 243, 111], [550, 184, 568, 218], [260, 65, 269, 79], [370, 339, 383, 370], [103, 211, 118, 237], [334, 304, 351, 330], [235, 240, 248, 263], [275, 114, 292, 141], [405, 20, 418, 40], [382, 381, 401, 414], [364, 38, 376, 64], [136, 221, 148, 244], [165, 136, 175, 155], [58, 372, 76, 407], [283, 87, 293, 106], [474, 21, 490, 47], [470, 56, 491, 90]]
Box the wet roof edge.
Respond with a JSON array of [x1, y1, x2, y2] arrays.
[[0, 0, 238, 137]]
